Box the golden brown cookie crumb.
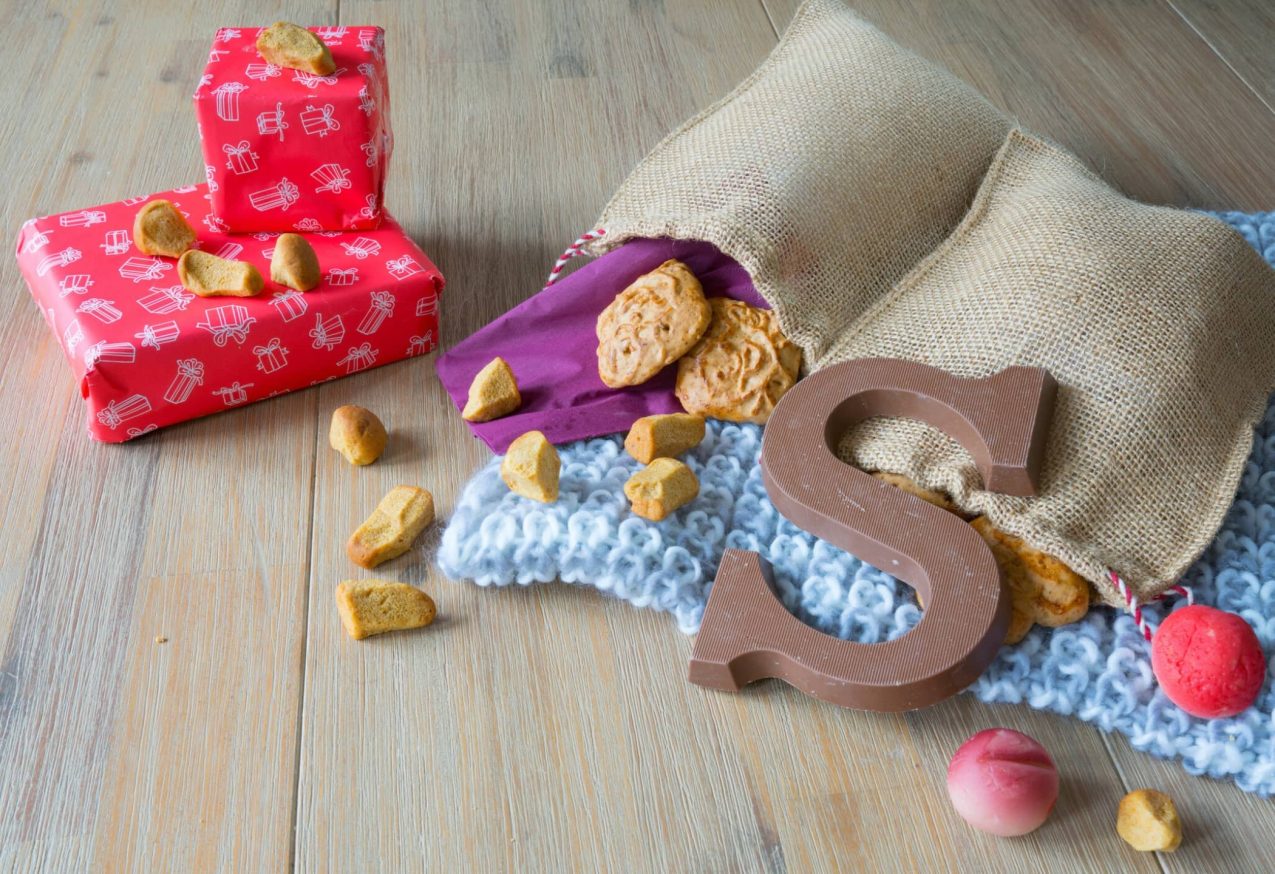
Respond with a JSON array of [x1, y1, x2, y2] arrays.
[[625, 413, 706, 464], [675, 298, 801, 424], [1117, 789, 1181, 852], [154, 635, 168, 644], [336, 580, 437, 640], [133, 200, 196, 258], [624, 458, 699, 521], [597, 259, 712, 388], [871, 471, 961, 514], [971, 516, 1089, 644], [501, 431, 560, 503], [462, 357, 522, 422], [178, 250, 264, 297], [270, 233, 321, 291], [330, 405, 388, 466], [347, 486, 436, 569], [256, 22, 335, 76]]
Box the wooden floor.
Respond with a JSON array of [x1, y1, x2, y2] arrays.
[[2, 1, 1273, 871]]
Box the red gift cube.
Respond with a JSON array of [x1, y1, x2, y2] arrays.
[[15, 184, 443, 443], [193, 26, 392, 232]]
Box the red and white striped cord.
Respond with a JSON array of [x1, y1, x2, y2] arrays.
[[1108, 569, 1194, 642], [544, 228, 607, 287]]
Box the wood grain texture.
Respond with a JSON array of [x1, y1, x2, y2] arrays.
[[0, 0, 1273, 871], [1169, 0, 1275, 111]]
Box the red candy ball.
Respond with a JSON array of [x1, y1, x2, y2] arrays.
[[1151, 605, 1266, 719], [946, 728, 1059, 837]]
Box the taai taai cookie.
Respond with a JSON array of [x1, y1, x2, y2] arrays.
[[675, 297, 801, 424], [596, 259, 711, 388]]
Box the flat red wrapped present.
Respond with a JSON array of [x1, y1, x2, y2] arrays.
[[194, 26, 391, 232], [15, 184, 442, 443]]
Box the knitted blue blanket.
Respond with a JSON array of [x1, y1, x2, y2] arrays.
[[440, 211, 1275, 796]]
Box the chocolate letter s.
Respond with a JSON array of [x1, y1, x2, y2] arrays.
[[689, 358, 1056, 711]]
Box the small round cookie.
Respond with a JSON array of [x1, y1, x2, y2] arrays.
[[596, 259, 711, 388], [675, 298, 801, 424]]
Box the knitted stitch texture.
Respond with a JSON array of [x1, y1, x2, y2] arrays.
[[439, 211, 1275, 796]]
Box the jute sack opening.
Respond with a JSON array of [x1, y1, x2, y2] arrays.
[[582, 0, 1275, 604]]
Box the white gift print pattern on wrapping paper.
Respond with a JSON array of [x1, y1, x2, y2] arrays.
[[293, 69, 344, 89], [223, 140, 260, 175], [135, 321, 180, 350], [248, 178, 300, 213], [358, 85, 375, 117], [311, 163, 351, 195], [214, 242, 244, 260], [84, 341, 136, 369], [62, 320, 84, 355], [253, 338, 289, 374], [76, 298, 123, 325], [59, 209, 106, 228], [163, 358, 205, 404], [315, 26, 347, 45], [309, 313, 345, 351], [245, 62, 281, 82], [340, 237, 380, 260], [300, 103, 341, 136], [359, 194, 379, 221], [37, 247, 82, 277], [96, 394, 152, 430], [21, 223, 51, 254], [256, 102, 288, 141], [205, 164, 220, 192], [212, 81, 248, 122], [269, 290, 309, 323], [386, 256, 422, 281], [293, 218, 323, 232], [100, 230, 130, 256], [203, 213, 229, 234], [360, 139, 377, 168], [58, 274, 94, 297], [326, 267, 358, 286], [336, 343, 377, 374], [137, 286, 193, 315], [415, 292, 438, 318], [213, 381, 253, 406], [196, 304, 256, 347], [357, 291, 395, 335], [118, 257, 171, 283], [407, 331, 433, 356]]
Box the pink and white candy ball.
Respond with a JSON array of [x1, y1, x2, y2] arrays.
[[947, 728, 1059, 837]]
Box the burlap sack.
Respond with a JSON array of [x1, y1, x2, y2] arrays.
[[583, 0, 1275, 604]]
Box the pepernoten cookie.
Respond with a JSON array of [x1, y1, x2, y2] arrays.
[[675, 298, 801, 424], [596, 259, 711, 388]]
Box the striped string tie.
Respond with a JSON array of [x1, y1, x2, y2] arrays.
[[544, 228, 607, 287], [1108, 569, 1194, 641]]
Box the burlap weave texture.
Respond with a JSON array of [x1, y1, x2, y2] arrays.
[[584, 0, 1275, 603]]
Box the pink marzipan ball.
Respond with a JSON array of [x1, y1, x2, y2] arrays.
[[946, 728, 1059, 837], [1151, 604, 1266, 719]]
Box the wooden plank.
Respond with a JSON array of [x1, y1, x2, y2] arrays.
[[0, 2, 335, 870], [1169, 0, 1275, 112]]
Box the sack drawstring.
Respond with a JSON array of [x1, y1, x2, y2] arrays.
[[544, 228, 607, 287], [1109, 569, 1194, 641]]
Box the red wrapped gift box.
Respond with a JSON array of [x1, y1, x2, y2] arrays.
[[15, 184, 442, 443], [194, 26, 392, 232]]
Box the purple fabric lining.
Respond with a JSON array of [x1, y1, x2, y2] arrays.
[[436, 238, 766, 453]]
